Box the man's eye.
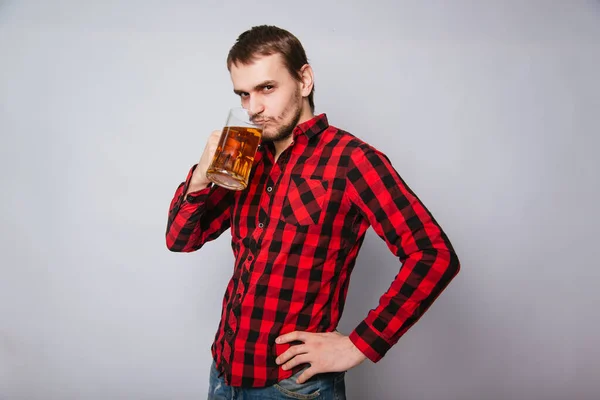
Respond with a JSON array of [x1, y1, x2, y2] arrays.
[[240, 93, 249, 98], [263, 86, 274, 91]]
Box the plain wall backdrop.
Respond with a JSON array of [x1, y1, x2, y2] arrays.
[[1, 1, 599, 399]]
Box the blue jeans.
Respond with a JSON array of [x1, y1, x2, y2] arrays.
[[207, 361, 346, 400]]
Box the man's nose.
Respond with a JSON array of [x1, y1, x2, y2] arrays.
[[248, 96, 265, 115]]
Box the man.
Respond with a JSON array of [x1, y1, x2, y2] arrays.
[[166, 25, 460, 399]]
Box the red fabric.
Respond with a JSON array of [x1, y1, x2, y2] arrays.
[[166, 114, 460, 387]]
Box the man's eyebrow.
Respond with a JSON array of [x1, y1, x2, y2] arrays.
[[255, 80, 277, 89], [233, 80, 277, 95]]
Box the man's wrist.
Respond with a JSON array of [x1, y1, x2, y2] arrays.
[[345, 336, 368, 364], [186, 168, 211, 195], [186, 180, 210, 195]]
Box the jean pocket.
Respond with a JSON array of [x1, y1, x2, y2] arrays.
[[273, 368, 323, 399], [273, 382, 321, 399]]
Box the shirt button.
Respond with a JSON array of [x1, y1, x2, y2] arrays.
[[247, 255, 253, 261], [266, 186, 273, 193], [258, 223, 264, 229], [226, 328, 234, 336]]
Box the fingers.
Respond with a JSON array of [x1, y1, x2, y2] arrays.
[[276, 344, 307, 365], [209, 129, 222, 143], [276, 331, 308, 344], [206, 130, 222, 156], [282, 354, 310, 371], [296, 366, 318, 384], [195, 130, 223, 181]]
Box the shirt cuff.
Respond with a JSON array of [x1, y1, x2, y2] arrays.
[[182, 164, 213, 204], [349, 320, 392, 363], [185, 185, 212, 204]]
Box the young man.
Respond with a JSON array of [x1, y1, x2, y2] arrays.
[[166, 25, 460, 400]]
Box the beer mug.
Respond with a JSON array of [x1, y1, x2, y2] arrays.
[[206, 107, 263, 190]]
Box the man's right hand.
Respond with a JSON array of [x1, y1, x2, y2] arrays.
[[185, 129, 222, 195]]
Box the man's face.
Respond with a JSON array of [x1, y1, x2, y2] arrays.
[[230, 53, 303, 143]]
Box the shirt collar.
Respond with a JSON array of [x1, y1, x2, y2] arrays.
[[256, 113, 329, 160], [292, 113, 329, 140]]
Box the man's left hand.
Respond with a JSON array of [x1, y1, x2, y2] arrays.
[[275, 331, 368, 384]]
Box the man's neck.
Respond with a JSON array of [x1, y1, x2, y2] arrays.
[[273, 108, 314, 161]]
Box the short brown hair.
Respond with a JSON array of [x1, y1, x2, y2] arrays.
[[227, 25, 315, 112]]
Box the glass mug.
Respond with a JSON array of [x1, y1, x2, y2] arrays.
[[206, 107, 263, 190]]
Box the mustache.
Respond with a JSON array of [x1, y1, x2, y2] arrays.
[[250, 114, 273, 124]]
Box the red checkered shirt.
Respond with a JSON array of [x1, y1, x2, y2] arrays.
[[166, 113, 460, 387]]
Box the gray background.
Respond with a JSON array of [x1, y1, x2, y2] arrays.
[[1, 1, 599, 399]]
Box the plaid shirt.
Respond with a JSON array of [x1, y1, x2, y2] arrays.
[[166, 114, 460, 388]]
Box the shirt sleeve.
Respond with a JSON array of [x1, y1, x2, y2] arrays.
[[165, 164, 234, 252], [345, 145, 460, 362]]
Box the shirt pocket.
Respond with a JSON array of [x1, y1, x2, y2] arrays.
[[281, 175, 329, 226]]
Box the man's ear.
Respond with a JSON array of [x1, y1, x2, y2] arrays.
[[299, 64, 314, 98]]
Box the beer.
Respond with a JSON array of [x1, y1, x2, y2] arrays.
[[206, 126, 262, 190]]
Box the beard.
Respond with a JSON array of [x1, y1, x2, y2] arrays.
[[259, 90, 303, 143]]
